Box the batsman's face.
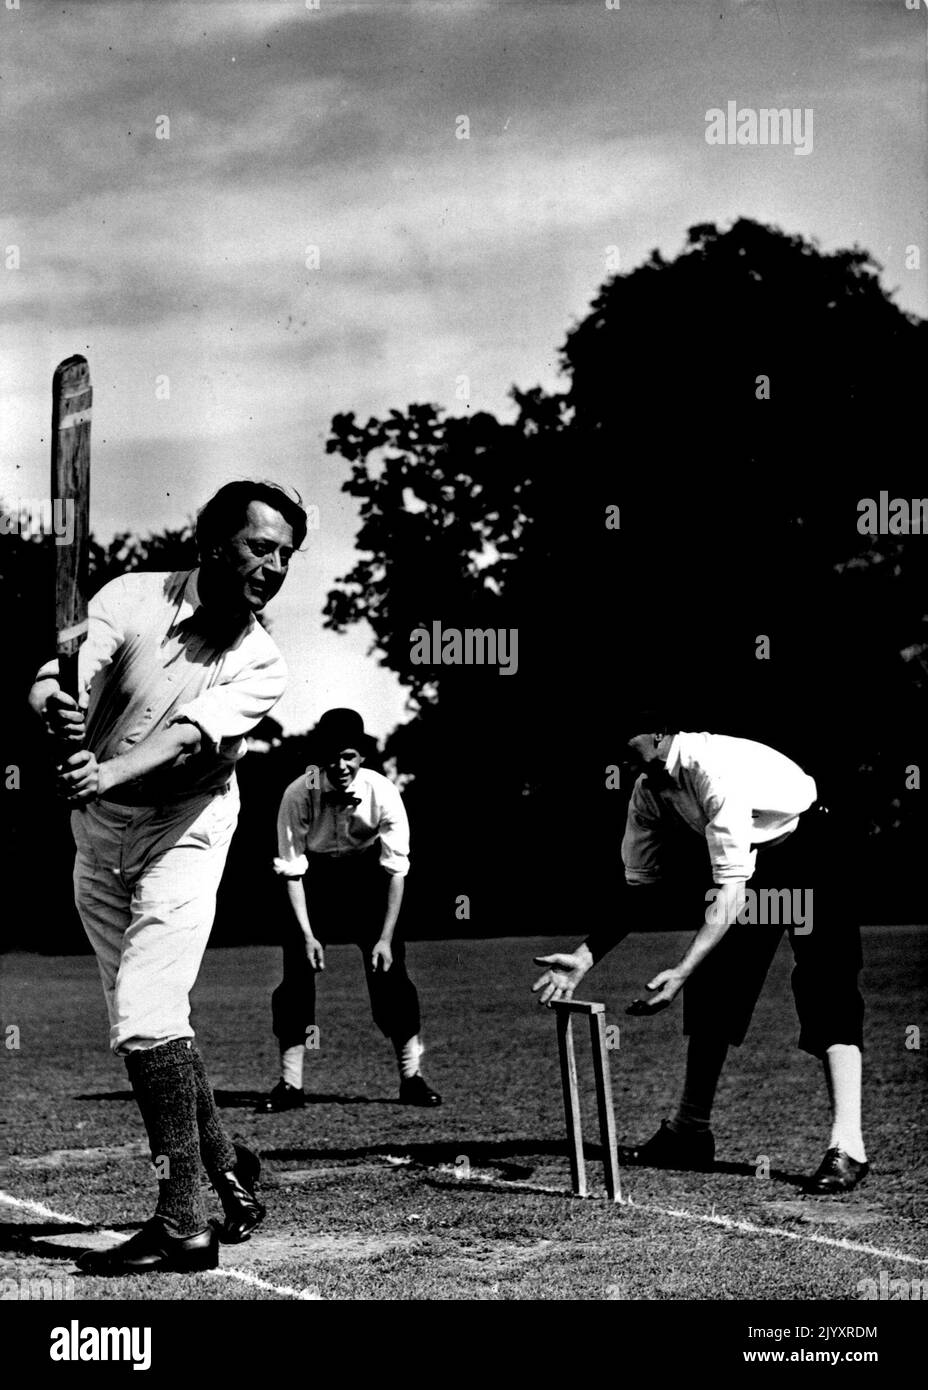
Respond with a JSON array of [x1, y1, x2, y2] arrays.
[[215, 502, 295, 615], [324, 747, 363, 790]]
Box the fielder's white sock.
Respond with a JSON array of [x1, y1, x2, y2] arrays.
[[824, 1043, 867, 1163], [281, 1045, 305, 1091], [394, 1035, 423, 1081]]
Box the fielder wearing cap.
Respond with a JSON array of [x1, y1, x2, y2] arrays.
[[532, 725, 868, 1195], [260, 706, 441, 1111], [29, 480, 308, 1275]]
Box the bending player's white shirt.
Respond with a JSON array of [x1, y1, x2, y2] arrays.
[[274, 765, 410, 880], [623, 732, 817, 886]]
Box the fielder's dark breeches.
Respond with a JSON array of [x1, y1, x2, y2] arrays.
[[682, 805, 864, 1057], [271, 849, 421, 1050]]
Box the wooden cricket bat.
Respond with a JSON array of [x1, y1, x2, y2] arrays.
[[51, 355, 92, 702]]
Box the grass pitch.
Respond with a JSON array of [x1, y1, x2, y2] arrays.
[[1, 930, 926, 1300]]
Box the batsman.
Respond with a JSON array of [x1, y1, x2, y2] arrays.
[[533, 723, 869, 1195], [30, 453, 308, 1273]]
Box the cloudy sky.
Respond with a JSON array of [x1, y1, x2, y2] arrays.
[[2, 0, 924, 735]]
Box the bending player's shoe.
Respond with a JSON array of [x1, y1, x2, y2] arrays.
[[213, 1143, 266, 1243], [399, 1074, 442, 1107], [77, 1219, 219, 1276], [617, 1119, 715, 1171], [257, 1081, 305, 1113], [807, 1147, 869, 1194]]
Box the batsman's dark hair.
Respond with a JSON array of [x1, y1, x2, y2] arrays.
[[196, 481, 309, 555]]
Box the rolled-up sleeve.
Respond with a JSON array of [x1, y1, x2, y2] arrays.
[[273, 779, 311, 880], [702, 791, 756, 883], [376, 784, 410, 878], [622, 781, 665, 885], [172, 651, 287, 752]]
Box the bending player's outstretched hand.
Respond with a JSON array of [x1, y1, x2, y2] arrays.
[[532, 952, 588, 1006], [626, 967, 686, 1016], [303, 936, 326, 972], [371, 940, 393, 973]]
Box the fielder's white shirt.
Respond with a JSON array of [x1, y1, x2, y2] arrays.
[[622, 732, 817, 886], [274, 765, 410, 879], [42, 569, 288, 804]]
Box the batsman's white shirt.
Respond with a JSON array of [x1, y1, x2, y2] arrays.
[[50, 568, 287, 1053], [74, 568, 287, 803], [623, 732, 817, 886], [274, 766, 410, 879]]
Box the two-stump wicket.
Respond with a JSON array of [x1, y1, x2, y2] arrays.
[[552, 1000, 621, 1201]]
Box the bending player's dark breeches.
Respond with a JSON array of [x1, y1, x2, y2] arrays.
[[682, 811, 864, 1057], [790, 920, 864, 1057], [271, 924, 421, 1049], [683, 921, 864, 1057]]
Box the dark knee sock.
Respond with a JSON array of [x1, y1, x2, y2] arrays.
[[668, 1034, 730, 1135], [124, 1039, 204, 1237], [189, 1046, 237, 1177]]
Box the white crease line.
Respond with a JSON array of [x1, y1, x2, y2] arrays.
[[0, 1191, 313, 1301], [423, 1171, 928, 1268], [432, 1172, 569, 1199], [6, 1179, 926, 1282], [0, 1193, 90, 1226], [205, 1267, 321, 1299], [622, 1196, 928, 1269]]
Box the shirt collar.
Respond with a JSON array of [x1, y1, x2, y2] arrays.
[[663, 734, 684, 781], [170, 568, 255, 640], [173, 569, 203, 629]]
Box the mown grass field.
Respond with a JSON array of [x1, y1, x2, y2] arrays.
[[1, 929, 926, 1300]]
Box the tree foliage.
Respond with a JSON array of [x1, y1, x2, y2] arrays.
[[322, 219, 928, 921]]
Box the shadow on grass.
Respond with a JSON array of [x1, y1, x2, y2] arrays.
[[76, 1089, 389, 1107], [259, 1138, 808, 1188], [0, 1220, 141, 1265]]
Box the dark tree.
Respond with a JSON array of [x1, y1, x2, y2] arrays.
[[323, 220, 928, 924]]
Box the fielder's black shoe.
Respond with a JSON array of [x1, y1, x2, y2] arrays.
[[618, 1119, 715, 1171], [399, 1074, 442, 1107], [77, 1219, 219, 1276], [213, 1143, 266, 1243], [257, 1081, 305, 1113], [807, 1147, 869, 1195]]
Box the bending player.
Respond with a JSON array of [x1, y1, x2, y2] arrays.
[[30, 481, 307, 1274], [259, 707, 440, 1111], [532, 723, 869, 1194]]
